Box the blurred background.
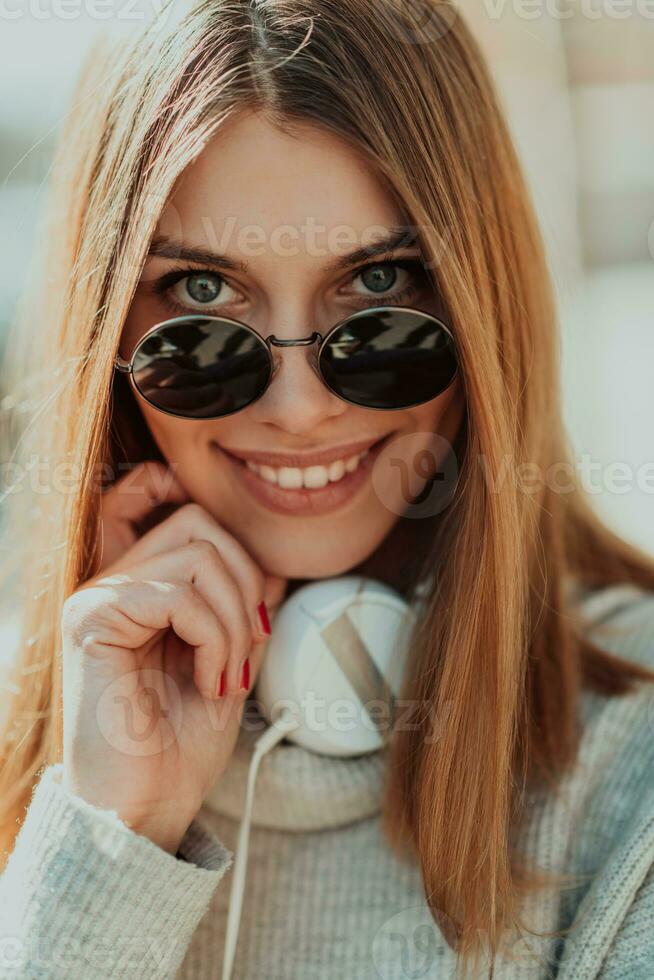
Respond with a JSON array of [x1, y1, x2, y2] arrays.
[[0, 3, 653, 552]]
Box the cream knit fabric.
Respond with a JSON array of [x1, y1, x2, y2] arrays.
[[1, 581, 654, 979]]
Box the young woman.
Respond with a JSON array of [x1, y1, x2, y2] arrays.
[[1, 2, 654, 978]]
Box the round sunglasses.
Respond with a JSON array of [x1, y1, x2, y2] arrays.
[[113, 305, 459, 420]]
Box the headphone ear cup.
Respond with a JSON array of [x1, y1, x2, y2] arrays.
[[254, 576, 417, 757]]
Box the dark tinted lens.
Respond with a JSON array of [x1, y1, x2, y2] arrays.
[[131, 317, 271, 419], [319, 309, 458, 410]]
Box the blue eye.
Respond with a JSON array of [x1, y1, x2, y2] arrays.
[[348, 260, 425, 307], [155, 269, 241, 312], [171, 272, 234, 310], [358, 264, 398, 293], [182, 273, 222, 304]]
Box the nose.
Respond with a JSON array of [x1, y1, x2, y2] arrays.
[[248, 328, 347, 434]]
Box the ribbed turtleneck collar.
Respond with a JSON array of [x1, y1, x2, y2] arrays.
[[202, 578, 633, 834], [202, 573, 436, 833], [202, 698, 389, 832]]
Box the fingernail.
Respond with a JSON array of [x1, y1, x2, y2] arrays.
[[240, 657, 250, 691], [257, 600, 271, 636], [216, 668, 226, 699]]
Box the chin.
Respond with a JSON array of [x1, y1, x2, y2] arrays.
[[212, 497, 392, 581], [249, 534, 380, 582], [264, 552, 364, 582]]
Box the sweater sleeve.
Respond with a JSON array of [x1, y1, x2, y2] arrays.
[[0, 763, 233, 979], [596, 859, 654, 979]]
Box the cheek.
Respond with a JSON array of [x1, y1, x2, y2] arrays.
[[409, 378, 466, 451], [137, 401, 198, 464], [120, 293, 155, 356], [408, 378, 463, 429], [371, 385, 465, 511]]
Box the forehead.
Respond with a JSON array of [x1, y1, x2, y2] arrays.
[[161, 108, 405, 263]]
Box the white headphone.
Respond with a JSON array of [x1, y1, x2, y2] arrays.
[[221, 575, 423, 980], [254, 575, 418, 757]]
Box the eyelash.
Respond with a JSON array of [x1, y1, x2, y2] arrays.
[[149, 258, 427, 316]]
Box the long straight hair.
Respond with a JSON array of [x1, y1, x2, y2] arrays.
[[2, 2, 654, 976]]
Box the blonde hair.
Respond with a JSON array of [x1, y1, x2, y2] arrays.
[[2, 2, 654, 976]]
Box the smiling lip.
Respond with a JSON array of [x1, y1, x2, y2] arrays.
[[213, 435, 388, 469], [212, 433, 393, 517]]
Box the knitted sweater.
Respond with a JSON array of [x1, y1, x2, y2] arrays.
[[1, 581, 654, 979]]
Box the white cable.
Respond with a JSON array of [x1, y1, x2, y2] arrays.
[[221, 707, 300, 980]]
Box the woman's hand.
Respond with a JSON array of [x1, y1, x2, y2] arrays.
[[60, 462, 287, 855]]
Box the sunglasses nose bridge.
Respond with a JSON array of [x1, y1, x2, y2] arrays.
[[265, 332, 324, 380], [264, 333, 324, 389], [265, 331, 323, 350]]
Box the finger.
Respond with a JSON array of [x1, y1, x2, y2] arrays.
[[138, 540, 254, 690], [107, 502, 275, 638], [96, 540, 255, 691], [243, 574, 289, 693], [63, 578, 228, 701]]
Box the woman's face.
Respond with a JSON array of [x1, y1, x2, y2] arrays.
[[121, 108, 465, 579]]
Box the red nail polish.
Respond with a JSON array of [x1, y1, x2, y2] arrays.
[[240, 658, 250, 691], [257, 601, 271, 635], [216, 668, 226, 698]]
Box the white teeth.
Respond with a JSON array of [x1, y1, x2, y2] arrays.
[[328, 459, 345, 482], [304, 466, 329, 489], [277, 467, 304, 489], [259, 465, 278, 485], [244, 450, 368, 489]]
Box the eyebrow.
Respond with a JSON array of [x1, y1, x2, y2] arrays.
[[147, 226, 421, 275]]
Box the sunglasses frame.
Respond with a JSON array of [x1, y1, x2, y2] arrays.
[[113, 304, 459, 420]]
